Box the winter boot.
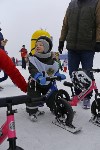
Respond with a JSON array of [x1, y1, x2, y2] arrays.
[[29, 110, 45, 122], [82, 98, 90, 109]]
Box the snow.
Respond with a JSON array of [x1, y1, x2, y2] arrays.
[[0, 53, 100, 150]]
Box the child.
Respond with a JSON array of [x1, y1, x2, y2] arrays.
[[26, 36, 66, 121]]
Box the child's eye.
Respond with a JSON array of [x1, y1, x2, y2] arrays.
[[36, 44, 43, 47], [40, 44, 43, 46]]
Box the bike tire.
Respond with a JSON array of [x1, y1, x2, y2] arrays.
[[55, 89, 70, 101], [91, 100, 100, 116], [54, 97, 74, 126]]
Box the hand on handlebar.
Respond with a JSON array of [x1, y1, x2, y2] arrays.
[[34, 72, 46, 85], [54, 72, 66, 80], [38, 76, 46, 85]]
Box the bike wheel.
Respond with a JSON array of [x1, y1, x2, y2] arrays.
[[54, 98, 74, 126], [91, 100, 100, 116], [55, 89, 70, 101]]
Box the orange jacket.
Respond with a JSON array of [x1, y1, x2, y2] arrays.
[[0, 49, 28, 93]]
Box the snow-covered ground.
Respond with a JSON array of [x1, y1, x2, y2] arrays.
[[0, 53, 100, 150]]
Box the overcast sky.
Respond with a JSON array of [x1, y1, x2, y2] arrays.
[[0, 0, 70, 58]]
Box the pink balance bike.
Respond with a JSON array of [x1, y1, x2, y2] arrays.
[[0, 95, 33, 150], [0, 75, 76, 149], [63, 69, 100, 121]]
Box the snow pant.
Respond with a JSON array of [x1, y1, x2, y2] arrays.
[[0, 71, 8, 82], [22, 57, 26, 69], [68, 50, 95, 99], [26, 79, 52, 114]]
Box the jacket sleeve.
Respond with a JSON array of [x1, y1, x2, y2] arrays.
[[96, 0, 100, 42], [59, 8, 69, 42], [0, 49, 27, 93]]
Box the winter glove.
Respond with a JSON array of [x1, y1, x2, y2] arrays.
[[58, 41, 64, 54], [95, 42, 100, 52], [34, 73, 46, 85], [55, 72, 66, 80], [37, 76, 46, 85]]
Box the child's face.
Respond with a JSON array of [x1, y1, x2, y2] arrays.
[[35, 41, 44, 53]]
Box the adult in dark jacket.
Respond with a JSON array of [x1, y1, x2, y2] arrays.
[[58, 0, 100, 109], [0, 49, 27, 93]]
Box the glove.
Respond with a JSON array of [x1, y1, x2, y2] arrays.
[[38, 76, 46, 85], [55, 72, 66, 80], [94, 42, 100, 52], [34, 73, 46, 85], [58, 41, 64, 54]]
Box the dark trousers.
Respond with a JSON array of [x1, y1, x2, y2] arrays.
[[22, 57, 26, 69], [68, 51, 95, 98]]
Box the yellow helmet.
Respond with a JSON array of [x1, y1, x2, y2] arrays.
[[30, 29, 51, 55]]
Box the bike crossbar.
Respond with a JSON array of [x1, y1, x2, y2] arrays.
[[0, 95, 45, 107]]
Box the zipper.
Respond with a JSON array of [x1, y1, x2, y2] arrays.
[[75, 5, 82, 49]]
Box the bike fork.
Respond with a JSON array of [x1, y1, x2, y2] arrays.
[[7, 103, 24, 150]]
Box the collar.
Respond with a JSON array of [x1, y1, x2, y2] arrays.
[[35, 52, 51, 58]]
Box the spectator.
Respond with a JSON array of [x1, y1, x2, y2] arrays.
[[0, 28, 8, 50], [0, 28, 8, 86], [19, 45, 27, 69], [58, 0, 100, 109], [11, 57, 16, 65]]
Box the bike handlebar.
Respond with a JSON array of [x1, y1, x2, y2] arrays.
[[0, 76, 61, 107], [0, 95, 45, 107], [46, 76, 61, 81], [78, 68, 100, 73]]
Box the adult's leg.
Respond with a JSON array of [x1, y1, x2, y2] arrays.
[[23, 58, 26, 69], [68, 51, 81, 95], [22, 57, 24, 68], [81, 51, 95, 70], [68, 51, 81, 76], [80, 51, 95, 99]]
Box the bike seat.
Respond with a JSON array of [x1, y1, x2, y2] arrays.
[[63, 81, 73, 87]]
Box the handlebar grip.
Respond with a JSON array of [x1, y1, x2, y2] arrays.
[[46, 76, 61, 81], [78, 68, 100, 73], [92, 69, 100, 72]]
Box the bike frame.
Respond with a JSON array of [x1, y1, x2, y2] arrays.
[[0, 95, 30, 150], [45, 81, 58, 99], [69, 79, 98, 106], [0, 102, 24, 150], [64, 68, 100, 107], [0, 103, 16, 144]]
